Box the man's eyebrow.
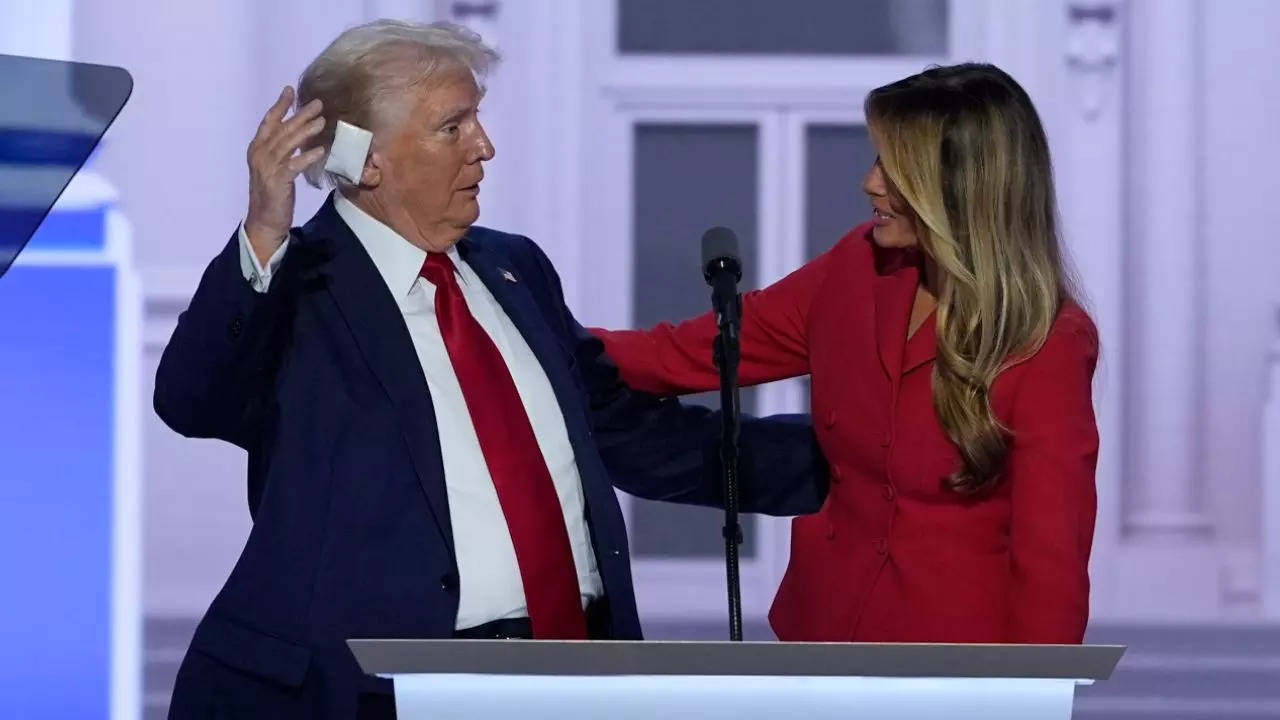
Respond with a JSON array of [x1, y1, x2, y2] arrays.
[[436, 104, 474, 126]]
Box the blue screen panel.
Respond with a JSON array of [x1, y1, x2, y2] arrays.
[[0, 264, 115, 718]]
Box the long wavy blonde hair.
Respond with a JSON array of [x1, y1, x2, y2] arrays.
[[865, 63, 1076, 494]]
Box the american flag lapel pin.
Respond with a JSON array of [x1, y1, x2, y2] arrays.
[[500, 268, 517, 283]]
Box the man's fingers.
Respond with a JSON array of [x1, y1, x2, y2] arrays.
[[255, 86, 294, 140], [272, 117, 326, 162], [270, 98, 325, 151], [287, 146, 328, 175], [285, 97, 325, 132]]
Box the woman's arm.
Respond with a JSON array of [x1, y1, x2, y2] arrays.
[[524, 236, 829, 516], [593, 237, 846, 395], [1006, 310, 1100, 643]]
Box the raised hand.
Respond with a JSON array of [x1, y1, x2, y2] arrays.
[[243, 86, 326, 266]]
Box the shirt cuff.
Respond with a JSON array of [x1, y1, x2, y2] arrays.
[[238, 222, 290, 293]]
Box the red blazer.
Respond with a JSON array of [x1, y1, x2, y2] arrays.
[[595, 223, 1099, 643]]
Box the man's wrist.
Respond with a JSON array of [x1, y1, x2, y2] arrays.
[[244, 220, 288, 266]]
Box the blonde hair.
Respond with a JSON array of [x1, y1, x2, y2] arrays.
[[296, 20, 499, 188], [865, 63, 1076, 493]]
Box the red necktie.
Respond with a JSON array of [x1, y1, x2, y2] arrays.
[[420, 253, 587, 639]]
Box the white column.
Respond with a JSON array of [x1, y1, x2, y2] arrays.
[[1095, 0, 1222, 620], [1202, 0, 1280, 618], [1052, 0, 1127, 616], [1124, 0, 1211, 539]]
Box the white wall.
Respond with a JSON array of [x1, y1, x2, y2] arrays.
[[74, 0, 257, 270]]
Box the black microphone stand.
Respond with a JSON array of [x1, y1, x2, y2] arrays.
[[712, 285, 744, 641]]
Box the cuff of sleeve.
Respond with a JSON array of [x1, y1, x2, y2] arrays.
[[238, 222, 290, 293]]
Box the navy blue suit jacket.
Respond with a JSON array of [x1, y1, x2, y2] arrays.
[[155, 197, 826, 717]]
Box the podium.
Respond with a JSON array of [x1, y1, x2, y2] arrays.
[[349, 639, 1124, 720]]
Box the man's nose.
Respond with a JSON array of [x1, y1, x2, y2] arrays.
[[472, 124, 495, 162]]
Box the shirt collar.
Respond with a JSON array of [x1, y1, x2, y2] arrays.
[[333, 191, 464, 297]]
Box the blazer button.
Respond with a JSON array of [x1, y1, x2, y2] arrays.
[[880, 431, 892, 448], [882, 485, 895, 501], [228, 316, 244, 339], [824, 410, 837, 428], [440, 571, 459, 593], [830, 466, 843, 484], [873, 538, 888, 555]]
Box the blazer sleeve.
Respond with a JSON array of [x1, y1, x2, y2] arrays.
[[1006, 311, 1100, 643], [153, 226, 293, 449], [523, 239, 828, 517], [592, 239, 840, 395]]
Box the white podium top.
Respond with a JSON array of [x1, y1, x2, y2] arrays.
[[348, 640, 1125, 680]]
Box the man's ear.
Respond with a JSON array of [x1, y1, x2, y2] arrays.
[[361, 151, 383, 188]]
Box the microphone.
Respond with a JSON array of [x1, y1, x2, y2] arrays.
[[701, 226, 742, 334], [701, 225, 745, 642]]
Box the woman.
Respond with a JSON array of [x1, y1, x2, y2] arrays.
[[595, 63, 1099, 644]]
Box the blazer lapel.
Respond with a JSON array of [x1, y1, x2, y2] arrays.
[[303, 200, 454, 554], [902, 308, 938, 376], [873, 269, 915, 380], [873, 245, 940, 378]]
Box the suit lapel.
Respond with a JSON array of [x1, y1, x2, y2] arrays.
[[304, 200, 454, 554], [456, 238, 577, 398], [458, 237, 636, 586]]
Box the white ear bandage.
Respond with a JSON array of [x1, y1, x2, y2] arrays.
[[323, 120, 373, 184]]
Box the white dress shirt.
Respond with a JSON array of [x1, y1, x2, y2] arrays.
[[238, 195, 603, 630]]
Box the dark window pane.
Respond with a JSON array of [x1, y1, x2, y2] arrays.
[[630, 122, 758, 559], [619, 0, 948, 56], [805, 124, 876, 259]]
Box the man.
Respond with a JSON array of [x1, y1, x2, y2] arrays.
[[157, 20, 824, 718]]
